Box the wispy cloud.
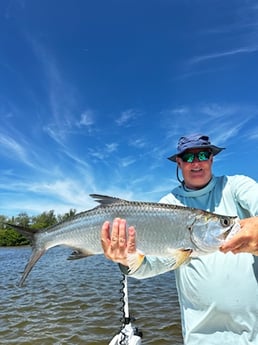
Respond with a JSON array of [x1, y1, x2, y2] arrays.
[[28, 179, 91, 206], [0, 131, 36, 168], [198, 104, 256, 145], [245, 127, 258, 141], [88, 149, 106, 160], [87, 142, 118, 161], [105, 142, 118, 153], [170, 107, 190, 116], [77, 110, 95, 127], [115, 109, 140, 126], [198, 103, 242, 118], [188, 2, 258, 65], [129, 138, 147, 149], [28, 37, 81, 145], [120, 156, 136, 168], [4, 0, 26, 20], [190, 45, 258, 64], [0, 172, 98, 215], [160, 103, 258, 149]]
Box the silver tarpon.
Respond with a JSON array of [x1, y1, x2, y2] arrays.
[[6, 194, 240, 286]]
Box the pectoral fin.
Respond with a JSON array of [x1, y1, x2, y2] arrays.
[[168, 248, 193, 269], [127, 248, 192, 274], [67, 250, 91, 260], [127, 250, 145, 274]]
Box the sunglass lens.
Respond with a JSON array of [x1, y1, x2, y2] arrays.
[[181, 151, 211, 162], [181, 153, 195, 162], [198, 151, 211, 161]]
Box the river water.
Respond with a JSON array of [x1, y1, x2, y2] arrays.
[[0, 246, 183, 345]]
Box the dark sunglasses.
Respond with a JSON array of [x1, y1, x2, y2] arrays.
[[179, 150, 212, 163]]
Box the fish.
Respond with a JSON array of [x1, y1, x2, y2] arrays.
[[6, 194, 240, 287]]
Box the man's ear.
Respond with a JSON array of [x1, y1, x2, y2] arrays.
[[176, 157, 182, 169]]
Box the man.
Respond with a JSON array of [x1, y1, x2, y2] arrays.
[[101, 134, 258, 344]]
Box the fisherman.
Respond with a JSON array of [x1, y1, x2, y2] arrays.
[[101, 134, 258, 345]]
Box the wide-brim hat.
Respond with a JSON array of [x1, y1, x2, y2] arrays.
[[168, 134, 225, 162]]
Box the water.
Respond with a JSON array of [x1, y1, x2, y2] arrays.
[[0, 247, 183, 345]]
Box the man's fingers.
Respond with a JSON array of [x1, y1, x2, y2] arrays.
[[220, 228, 257, 254], [127, 226, 136, 253], [101, 218, 126, 250], [101, 219, 137, 267], [111, 217, 120, 242], [101, 221, 111, 251], [118, 219, 127, 248], [110, 218, 122, 250]]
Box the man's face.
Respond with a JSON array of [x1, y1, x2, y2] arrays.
[[176, 149, 213, 190]]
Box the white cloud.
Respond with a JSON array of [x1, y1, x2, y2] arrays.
[[171, 107, 190, 115], [0, 177, 96, 216], [0, 131, 37, 168], [88, 148, 106, 160], [29, 179, 89, 205], [129, 138, 147, 149], [28, 37, 81, 144], [246, 127, 258, 141], [77, 110, 94, 127], [0, 133, 25, 157], [159, 103, 258, 156], [87, 142, 118, 160], [190, 45, 258, 64], [105, 143, 118, 153], [188, 2, 258, 66], [115, 109, 139, 126], [120, 156, 136, 168], [199, 104, 237, 118]]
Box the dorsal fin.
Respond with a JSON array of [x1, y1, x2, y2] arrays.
[[90, 194, 128, 205], [4, 223, 38, 243]]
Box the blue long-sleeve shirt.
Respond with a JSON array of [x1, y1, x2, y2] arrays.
[[128, 175, 258, 345]]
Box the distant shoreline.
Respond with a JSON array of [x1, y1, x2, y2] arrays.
[[0, 245, 30, 249]]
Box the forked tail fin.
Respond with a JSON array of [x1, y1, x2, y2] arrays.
[[19, 248, 46, 287], [5, 223, 45, 287]]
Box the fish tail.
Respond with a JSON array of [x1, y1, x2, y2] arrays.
[[19, 248, 46, 287], [5, 223, 46, 287]]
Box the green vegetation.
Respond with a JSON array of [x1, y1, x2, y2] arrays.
[[0, 209, 77, 246]]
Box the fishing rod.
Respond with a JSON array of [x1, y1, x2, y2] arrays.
[[109, 274, 142, 345]]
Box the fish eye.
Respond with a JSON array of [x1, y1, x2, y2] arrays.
[[220, 217, 231, 227]]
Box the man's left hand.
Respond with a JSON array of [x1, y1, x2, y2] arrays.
[[220, 217, 258, 255]]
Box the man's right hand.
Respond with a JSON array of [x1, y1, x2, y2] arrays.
[[101, 218, 137, 267]]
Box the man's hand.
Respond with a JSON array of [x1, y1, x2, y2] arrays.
[[101, 218, 137, 266], [220, 217, 258, 255]]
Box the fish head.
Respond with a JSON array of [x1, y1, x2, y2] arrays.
[[190, 212, 240, 253]]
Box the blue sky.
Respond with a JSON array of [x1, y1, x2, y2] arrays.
[[1, 0, 258, 216]]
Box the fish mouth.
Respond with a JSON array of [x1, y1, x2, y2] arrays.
[[219, 227, 232, 241], [221, 219, 241, 242], [189, 219, 236, 253]]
